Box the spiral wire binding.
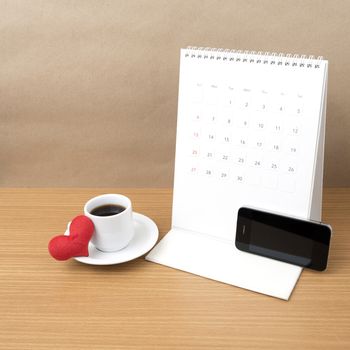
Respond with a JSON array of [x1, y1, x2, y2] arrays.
[[185, 46, 324, 68]]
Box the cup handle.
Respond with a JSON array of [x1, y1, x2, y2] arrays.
[[64, 221, 72, 236]]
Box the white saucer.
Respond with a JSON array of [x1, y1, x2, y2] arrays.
[[65, 212, 159, 265]]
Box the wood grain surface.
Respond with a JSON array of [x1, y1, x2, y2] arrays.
[[0, 188, 349, 349]]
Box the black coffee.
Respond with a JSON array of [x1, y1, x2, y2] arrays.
[[90, 204, 126, 217]]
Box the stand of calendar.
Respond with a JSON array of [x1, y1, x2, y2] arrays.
[[146, 48, 328, 300]]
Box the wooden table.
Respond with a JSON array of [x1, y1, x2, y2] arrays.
[[0, 188, 349, 349]]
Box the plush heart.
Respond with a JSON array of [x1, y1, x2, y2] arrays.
[[48, 215, 94, 261]]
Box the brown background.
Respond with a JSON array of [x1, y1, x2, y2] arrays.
[[1, 0, 349, 187]]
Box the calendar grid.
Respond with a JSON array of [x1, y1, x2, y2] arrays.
[[147, 47, 328, 300]]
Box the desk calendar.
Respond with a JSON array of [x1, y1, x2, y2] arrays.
[[146, 47, 328, 300]]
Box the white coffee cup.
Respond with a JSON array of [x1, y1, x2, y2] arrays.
[[84, 194, 134, 252]]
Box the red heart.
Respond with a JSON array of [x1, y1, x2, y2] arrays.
[[48, 215, 94, 261]]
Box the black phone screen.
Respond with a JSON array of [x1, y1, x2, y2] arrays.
[[249, 220, 314, 266], [235, 207, 331, 270]]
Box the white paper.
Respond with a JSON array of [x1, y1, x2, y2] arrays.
[[146, 228, 302, 300], [146, 48, 328, 299]]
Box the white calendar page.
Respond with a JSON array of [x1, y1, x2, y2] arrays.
[[172, 49, 327, 240], [146, 48, 328, 300]]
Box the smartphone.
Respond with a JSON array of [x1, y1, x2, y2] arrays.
[[235, 207, 332, 271]]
